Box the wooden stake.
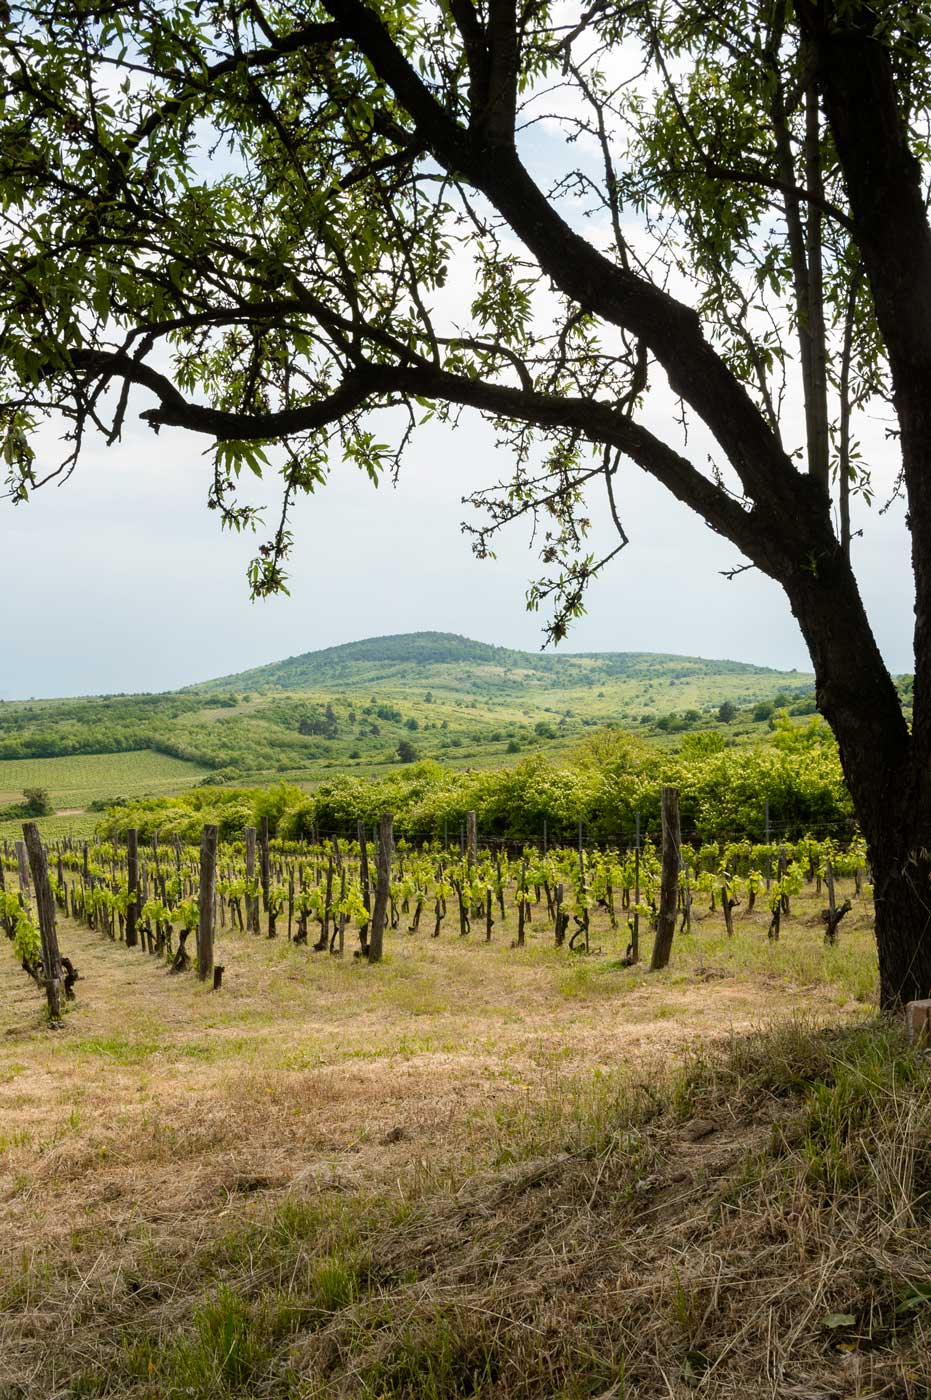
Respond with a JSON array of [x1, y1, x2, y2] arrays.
[[465, 810, 477, 860], [15, 839, 30, 898], [244, 826, 259, 933], [197, 824, 218, 982], [259, 815, 270, 911], [126, 828, 139, 949], [632, 811, 641, 963], [368, 813, 393, 963], [650, 787, 680, 971], [22, 823, 63, 1021]]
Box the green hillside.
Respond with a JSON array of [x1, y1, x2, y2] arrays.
[[0, 633, 820, 820], [194, 629, 808, 696]]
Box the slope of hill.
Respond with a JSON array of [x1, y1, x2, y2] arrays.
[[193, 630, 808, 696], [0, 633, 818, 820]]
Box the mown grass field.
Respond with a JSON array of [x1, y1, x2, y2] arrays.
[[2, 873, 913, 1398]]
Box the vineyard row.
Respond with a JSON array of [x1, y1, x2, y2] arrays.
[[2, 796, 869, 1023]]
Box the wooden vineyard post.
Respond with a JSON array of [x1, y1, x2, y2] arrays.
[[0, 856, 11, 938], [649, 787, 680, 972], [357, 820, 371, 955], [197, 824, 218, 982], [15, 839, 30, 898], [126, 828, 139, 949], [465, 811, 477, 861], [244, 826, 260, 934], [357, 820, 371, 913], [259, 816, 270, 912], [337, 868, 347, 957], [516, 859, 527, 947], [368, 813, 393, 963], [22, 823, 64, 1021], [576, 848, 589, 952], [632, 812, 641, 963]]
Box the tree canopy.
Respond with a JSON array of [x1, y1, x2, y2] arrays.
[[3, 0, 931, 1002]]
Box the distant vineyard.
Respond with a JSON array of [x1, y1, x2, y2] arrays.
[[0, 750, 208, 808]]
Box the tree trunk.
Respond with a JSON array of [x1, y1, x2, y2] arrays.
[[869, 839, 931, 1006]]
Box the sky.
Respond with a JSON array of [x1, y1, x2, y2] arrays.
[[0, 390, 912, 700], [0, 19, 916, 701]]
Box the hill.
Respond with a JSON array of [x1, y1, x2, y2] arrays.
[[193, 629, 809, 695], [0, 633, 818, 825]]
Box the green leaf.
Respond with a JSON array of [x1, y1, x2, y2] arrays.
[[821, 1313, 856, 1329], [896, 1284, 931, 1314]]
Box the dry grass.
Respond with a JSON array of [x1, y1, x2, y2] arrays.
[[1, 878, 912, 1398]]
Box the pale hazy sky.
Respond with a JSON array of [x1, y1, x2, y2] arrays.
[[0, 385, 912, 700], [0, 43, 914, 702]]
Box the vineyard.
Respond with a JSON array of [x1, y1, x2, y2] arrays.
[[3, 810, 873, 1022], [2, 808, 910, 1400]]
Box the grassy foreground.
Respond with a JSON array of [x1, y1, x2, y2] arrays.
[[1, 884, 929, 1397]]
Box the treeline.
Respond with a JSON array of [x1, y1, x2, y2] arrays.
[[98, 719, 852, 846], [0, 692, 239, 762]]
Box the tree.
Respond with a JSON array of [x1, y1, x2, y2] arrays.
[[21, 787, 52, 817], [717, 701, 738, 725], [397, 738, 418, 763], [1, 1, 929, 1006]]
